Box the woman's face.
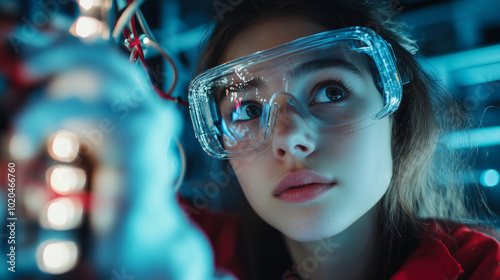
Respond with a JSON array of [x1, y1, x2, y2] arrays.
[[223, 16, 393, 242]]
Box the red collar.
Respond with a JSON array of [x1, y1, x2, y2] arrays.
[[390, 235, 463, 280], [282, 234, 464, 280]]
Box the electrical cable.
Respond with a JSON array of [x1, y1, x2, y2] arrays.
[[130, 15, 148, 73], [129, 45, 138, 62], [135, 8, 179, 97], [113, 0, 188, 105], [112, 0, 145, 43], [135, 8, 157, 42], [130, 14, 186, 104], [145, 39, 179, 98]]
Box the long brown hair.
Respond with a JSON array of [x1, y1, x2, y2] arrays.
[[194, 0, 492, 278]]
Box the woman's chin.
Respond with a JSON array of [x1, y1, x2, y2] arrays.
[[278, 218, 351, 243]]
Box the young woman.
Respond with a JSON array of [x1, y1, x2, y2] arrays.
[[186, 0, 500, 279]]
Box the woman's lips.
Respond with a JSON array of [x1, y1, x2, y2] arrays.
[[273, 170, 336, 203]]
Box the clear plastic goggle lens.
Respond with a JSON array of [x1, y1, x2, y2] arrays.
[[209, 51, 383, 152], [189, 27, 404, 159]]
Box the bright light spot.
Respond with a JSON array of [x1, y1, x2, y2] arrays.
[[443, 126, 500, 149], [48, 131, 79, 162], [47, 165, 86, 194], [74, 16, 101, 38], [480, 169, 500, 187], [9, 134, 33, 160], [44, 197, 83, 230], [79, 0, 94, 10], [142, 36, 149, 45], [47, 200, 70, 226], [49, 167, 75, 194], [37, 240, 78, 274]]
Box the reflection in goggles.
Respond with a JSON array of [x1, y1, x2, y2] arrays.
[[213, 55, 384, 150]]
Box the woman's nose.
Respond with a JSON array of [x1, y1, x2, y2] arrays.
[[271, 106, 316, 160]]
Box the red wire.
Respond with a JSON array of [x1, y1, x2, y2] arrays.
[[128, 14, 188, 106]]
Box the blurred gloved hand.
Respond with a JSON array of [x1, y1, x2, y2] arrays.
[[7, 37, 231, 280]]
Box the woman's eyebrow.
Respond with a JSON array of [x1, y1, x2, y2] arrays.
[[216, 78, 266, 104], [287, 58, 364, 81], [216, 59, 362, 103]]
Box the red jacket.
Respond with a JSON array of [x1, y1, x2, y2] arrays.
[[184, 201, 500, 280], [391, 223, 500, 280]]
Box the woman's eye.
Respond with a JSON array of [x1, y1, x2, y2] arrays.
[[231, 102, 262, 121], [311, 84, 347, 104]]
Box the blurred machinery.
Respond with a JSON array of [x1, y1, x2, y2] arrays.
[[400, 0, 500, 217], [0, 0, 229, 279], [424, 45, 500, 216]]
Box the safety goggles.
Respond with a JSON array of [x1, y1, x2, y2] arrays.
[[189, 27, 410, 159]]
